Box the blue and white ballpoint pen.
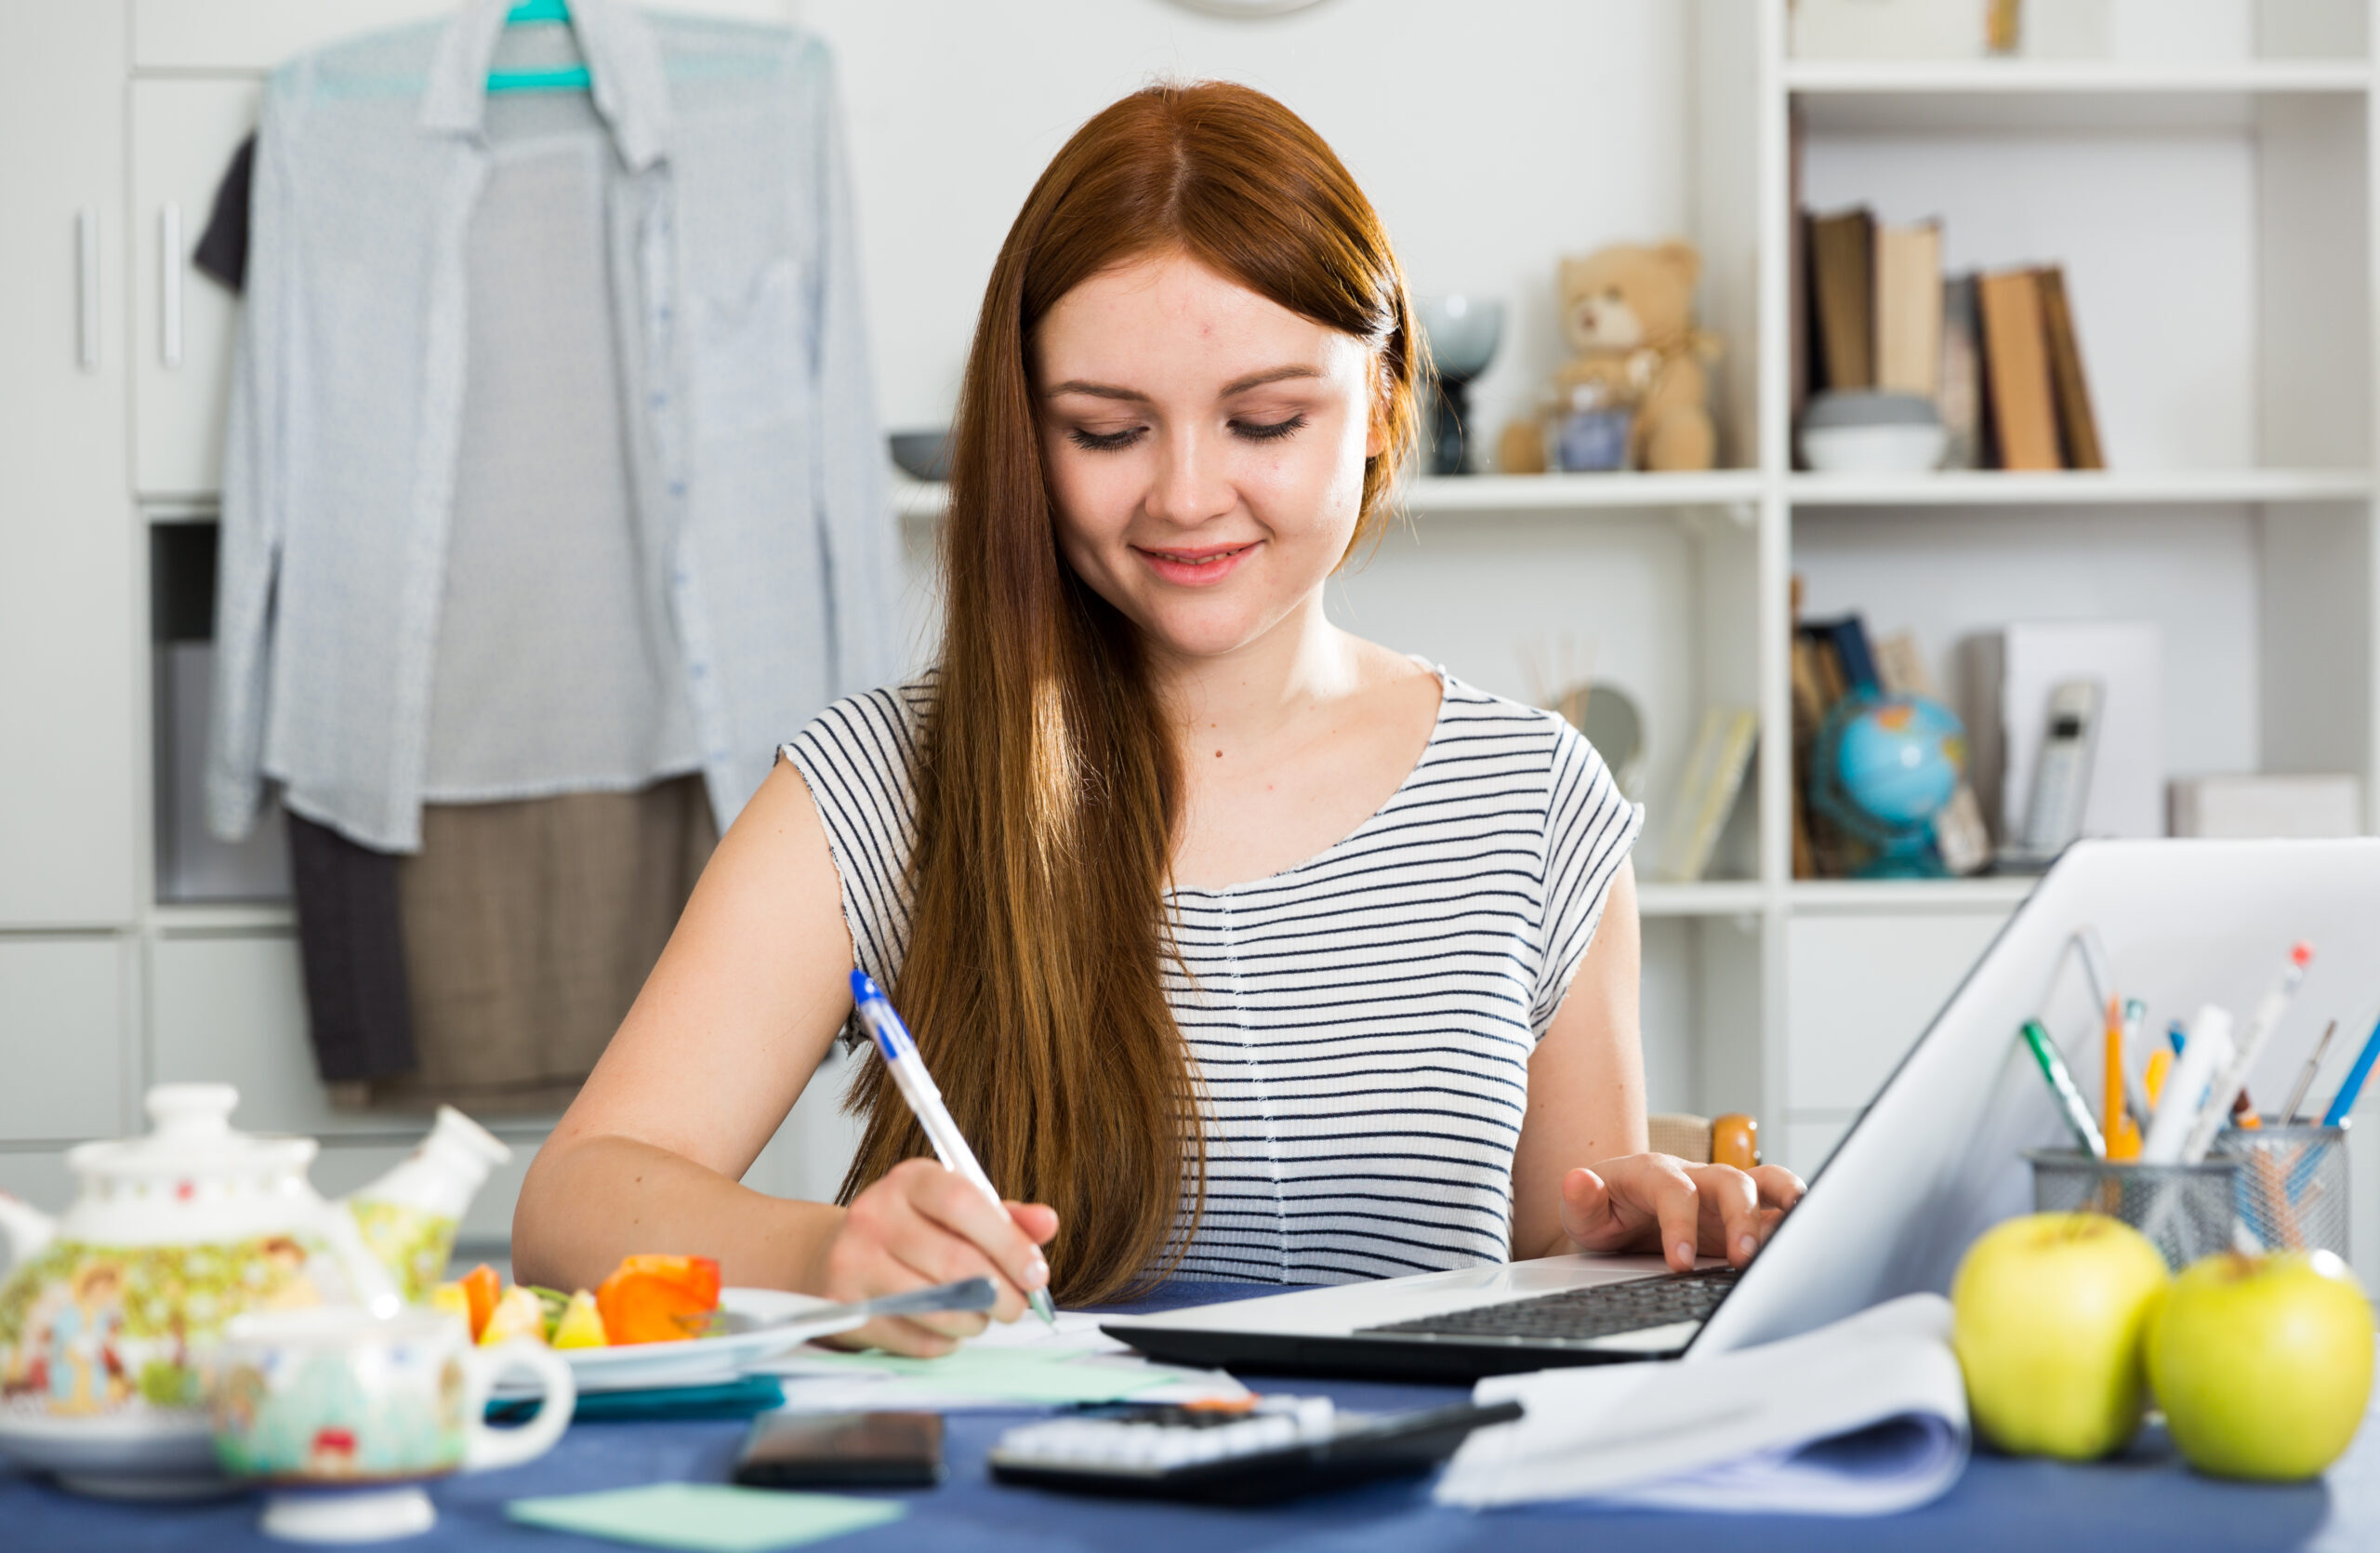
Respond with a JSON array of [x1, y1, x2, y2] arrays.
[[849, 970, 1059, 1329]]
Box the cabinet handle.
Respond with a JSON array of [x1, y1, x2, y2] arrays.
[[161, 200, 183, 370], [76, 206, 99, 370]]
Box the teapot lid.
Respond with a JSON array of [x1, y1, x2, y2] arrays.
[[66, 1083, 316, 1182]]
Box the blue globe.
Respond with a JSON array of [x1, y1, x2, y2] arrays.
[[1831, 697, 1964, 828]]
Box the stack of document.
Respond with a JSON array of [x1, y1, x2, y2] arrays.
[[753, 1309, 1248, 1411], [1435, 1294, 1968, 1516]]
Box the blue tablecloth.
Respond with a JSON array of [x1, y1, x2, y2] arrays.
[[8, 1281, 2377, 1552]]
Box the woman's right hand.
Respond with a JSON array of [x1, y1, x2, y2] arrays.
[[812, 1157, 1060, 1356]]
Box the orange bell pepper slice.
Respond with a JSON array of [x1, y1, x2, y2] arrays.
[[595, 1254, 722, 1345], [460, 1263, 504, 1343]]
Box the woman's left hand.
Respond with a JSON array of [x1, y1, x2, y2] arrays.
[[1558, 1154, 1806, 1272]]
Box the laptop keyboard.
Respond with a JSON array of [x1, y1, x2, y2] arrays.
[[1358, 1267, 1739, 1347]]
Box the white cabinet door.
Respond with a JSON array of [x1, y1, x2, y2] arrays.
[[0, 5, 137, 929], [0, 938, 129, 1144], [1785, 909, 2012, 1113], [149, 933, 566, 1145], [147, 931, 446, 1142], [133, 79, 263, 499], [150, 933, 330, 1136]]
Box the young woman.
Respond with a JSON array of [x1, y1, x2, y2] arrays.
[[514, 81, 1803, 1355]]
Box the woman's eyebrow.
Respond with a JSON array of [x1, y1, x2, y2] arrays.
[[1221, 365, 1324, 395], [1044, 365, 1326, 403], [1047, 379, 1150, 403]]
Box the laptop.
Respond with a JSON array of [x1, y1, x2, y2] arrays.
[[1104, 840, 2380, 1382]]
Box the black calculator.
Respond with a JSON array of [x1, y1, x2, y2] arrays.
[[986, 1396, 1523, 1505]]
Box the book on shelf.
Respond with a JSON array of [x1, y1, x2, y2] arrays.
[[1937, 273, 1984, 470], [1791, 616, 1871, 878], [1655, 707, 1759, 884], [1786, 576, 1820, 879], [1788, 636, 1831, 880], [1873, 219, 1943, 399], [1808, 206, 1875, 391], [1789, 107, 1811, 428], [1870, 632, 1927, 709], [1804, 615, 1883, 697], [1976, 268, 2060, 471], [2035, 266, 2104, 471]]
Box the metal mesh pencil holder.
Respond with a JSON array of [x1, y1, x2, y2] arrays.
[[2026, 1150, 2240, 1270], [2214, 1122, 2351, 1260]]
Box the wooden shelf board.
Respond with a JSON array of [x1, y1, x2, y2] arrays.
[[1788, 877, 2038, 912], [1788, 60, 2370, 132], [1785, 59, 2371, 94], [1408, 471, 1765, 514], [896, 471, 1767, 523], [1789, 469, 2372, 508]]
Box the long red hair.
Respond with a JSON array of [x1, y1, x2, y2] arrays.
[[838, 82, 1422, 1303]]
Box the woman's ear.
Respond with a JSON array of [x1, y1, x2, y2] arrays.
[[1366, 351, 1392, 459]]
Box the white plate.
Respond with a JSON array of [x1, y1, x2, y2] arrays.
[[493, 1287, 864, 1398], [0, 1404, 231, 1499]]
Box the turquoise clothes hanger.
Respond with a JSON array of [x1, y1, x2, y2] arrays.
[[488, 0, 591, 95]]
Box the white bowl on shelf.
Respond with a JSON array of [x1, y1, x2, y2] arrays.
[[1798, 392, 1947, 473]]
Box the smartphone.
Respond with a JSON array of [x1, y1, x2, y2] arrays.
[[733, 1410, 945, 1489]]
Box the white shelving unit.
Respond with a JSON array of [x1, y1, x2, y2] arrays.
[[1752, 0, 2380, 1282]]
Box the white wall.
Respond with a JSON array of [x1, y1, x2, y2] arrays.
[[795, 0, 1693, 459]]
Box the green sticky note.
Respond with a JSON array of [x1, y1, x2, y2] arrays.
[[505, 1483, 905, 1552], [790, 1345, 1183, 1403]]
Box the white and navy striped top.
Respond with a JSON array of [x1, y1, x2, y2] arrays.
[[779, 670, 1642, 1285]]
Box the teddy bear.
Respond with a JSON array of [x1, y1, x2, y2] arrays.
[[1499, 240, 1721, 473]]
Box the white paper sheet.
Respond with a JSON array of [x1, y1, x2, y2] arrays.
[[750, 1309, 1248, 1410], [1435, 1293, 1970, 1516]]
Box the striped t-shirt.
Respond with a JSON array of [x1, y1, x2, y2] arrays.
[[779, 669, 1643, 1285]]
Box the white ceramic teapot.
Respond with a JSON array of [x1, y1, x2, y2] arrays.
[[0, 1084, 509, 1495]]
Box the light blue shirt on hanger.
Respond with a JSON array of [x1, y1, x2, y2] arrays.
[[207, 0, 899, 852]]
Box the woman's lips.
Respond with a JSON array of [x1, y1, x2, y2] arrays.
[[1133, 540, 1259, 587]]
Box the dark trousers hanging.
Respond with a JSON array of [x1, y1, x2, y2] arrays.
[[287, 774, 716, 1113]]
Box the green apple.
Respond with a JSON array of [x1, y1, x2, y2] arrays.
[[2148, 1249, 2375, 1481], [1951, 1212, 2170, 1459]]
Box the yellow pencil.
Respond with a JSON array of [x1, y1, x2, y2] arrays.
[[2106, 998, 2142, 1161]]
